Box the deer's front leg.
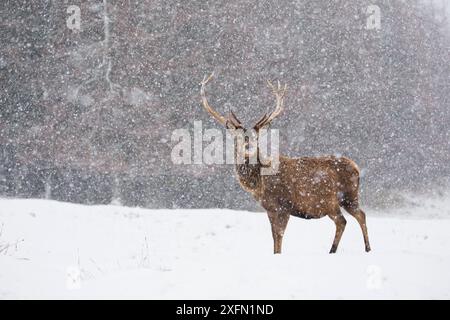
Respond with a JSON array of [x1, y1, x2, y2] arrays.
[[267, 211, 290, 254]]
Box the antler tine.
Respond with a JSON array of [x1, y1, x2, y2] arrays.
[[200, 73, 227, 126], [267, 80, 275, 92], [201, 73, 214, 86], [267, 80, 287, 96]]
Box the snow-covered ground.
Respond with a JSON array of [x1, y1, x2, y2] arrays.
[[0, 198, 449, 299]]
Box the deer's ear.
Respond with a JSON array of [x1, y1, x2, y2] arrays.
[[225, 120, 237, 130], [253, 123, 269, 132]]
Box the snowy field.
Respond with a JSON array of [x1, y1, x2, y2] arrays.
[[1, 198, 450, 299]]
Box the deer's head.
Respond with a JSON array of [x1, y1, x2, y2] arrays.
[[200, 73, 287, 160]]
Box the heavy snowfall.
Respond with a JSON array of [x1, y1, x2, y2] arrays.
[[1, 1, 449, 299]]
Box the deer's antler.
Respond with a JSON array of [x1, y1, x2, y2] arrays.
[[200, 73, 243, 129], [200, 73, 228, 126], [254, 80, 287, 131]]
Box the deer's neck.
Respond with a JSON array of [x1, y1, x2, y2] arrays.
[[235, 159, 262, 196]]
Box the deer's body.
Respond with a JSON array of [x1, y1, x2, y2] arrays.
[[237, 155, 359, 219], [200, 74, 371, 254]]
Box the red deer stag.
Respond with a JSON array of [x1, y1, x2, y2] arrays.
[[200, 74, 371, 254]]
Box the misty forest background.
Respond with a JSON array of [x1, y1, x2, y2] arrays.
[[0, 0, 449, 211]]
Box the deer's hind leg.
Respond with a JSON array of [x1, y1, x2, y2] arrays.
[[328, 208, 347, 254], [343, 203, 371, 252]]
